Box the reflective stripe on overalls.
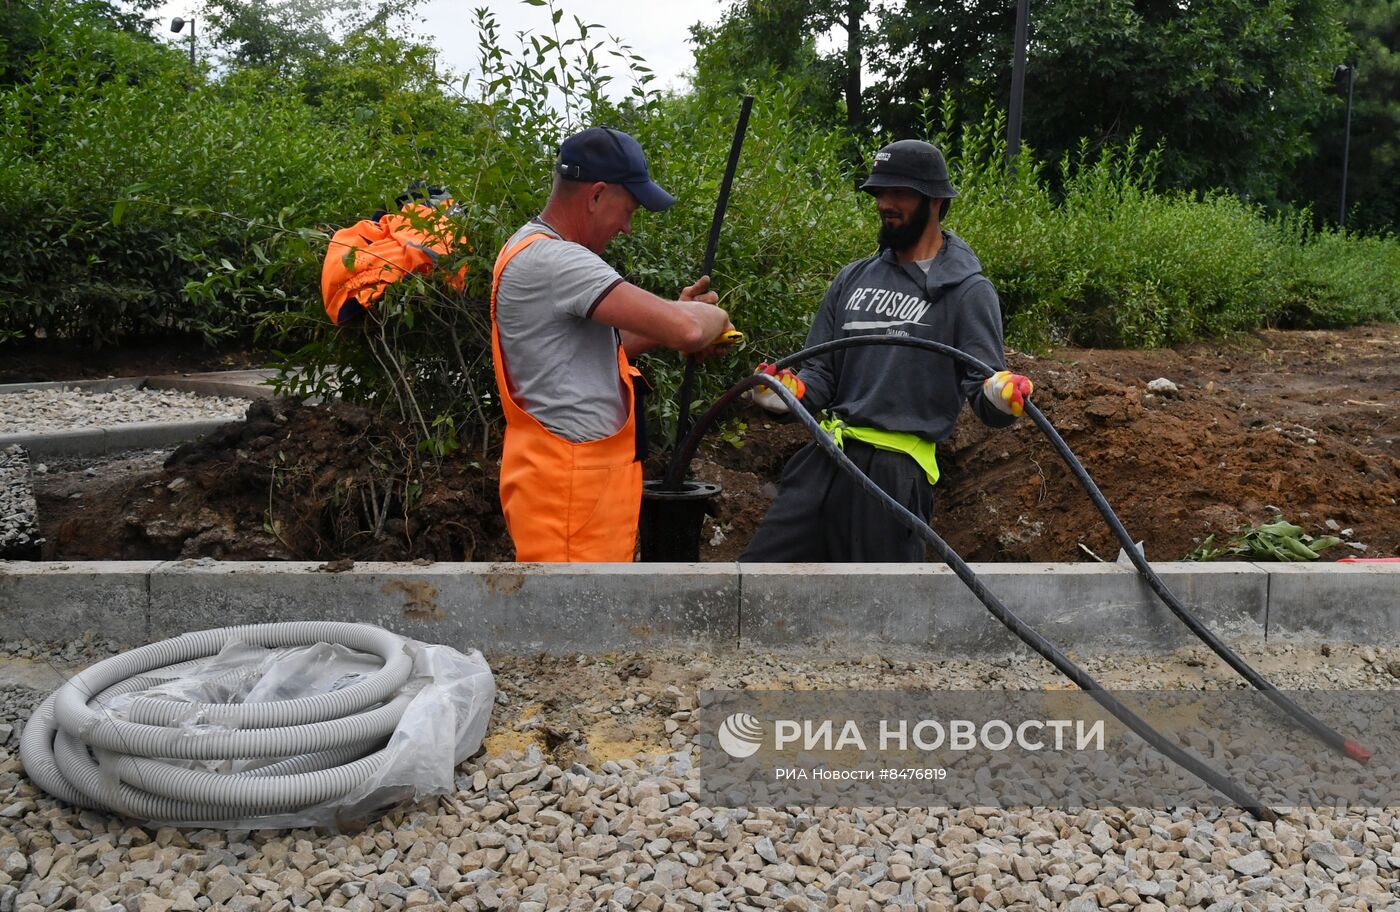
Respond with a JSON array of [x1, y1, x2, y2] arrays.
[[490, 233, 643, 562]]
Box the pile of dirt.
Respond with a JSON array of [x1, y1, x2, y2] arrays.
[[43, 397, 510, 562], [33, 325, 1400, 563], [936, 351, 1400, 562], [691, 326, 1400, 563]]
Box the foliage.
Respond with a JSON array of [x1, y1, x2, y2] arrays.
[[690, 1, 840, 129], [2, 0, 1398, 460], [1285, 1, 1400, 233], [199, 0, 342, 71], [0, 1, 470, 348], [198, 0, 425, 75], [691, 0, 871, 135], [869, 0, 1350, 205], [939, 98, 1400, 349], [1185, 518, 1343, 562], [604, 83, 873, 444], [702, 0, 1368, 218]]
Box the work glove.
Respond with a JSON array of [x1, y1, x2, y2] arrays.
[[751, 362, 805, 415], [982, 370, 1033, 418]]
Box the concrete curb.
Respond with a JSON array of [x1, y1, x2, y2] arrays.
[[0, 370, 275, 398], [0, 418, 243, 458], [1260, 562, 1400, 641], [0, 378, 144, 395], [147, 561, 741, 656], [144, 371, 277, 399], [3, 561, 1396, 654], [739, 562, 1270, 653]]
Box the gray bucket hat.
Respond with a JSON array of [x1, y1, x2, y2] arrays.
[[859, 139, 959, 199]]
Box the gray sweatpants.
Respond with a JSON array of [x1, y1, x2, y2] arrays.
[[740, 439, 936, 563]]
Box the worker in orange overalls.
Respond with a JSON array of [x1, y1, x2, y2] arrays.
[[491, 127, 732, 561]]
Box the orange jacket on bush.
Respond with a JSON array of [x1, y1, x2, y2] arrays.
[[321, 191, 468, 325]]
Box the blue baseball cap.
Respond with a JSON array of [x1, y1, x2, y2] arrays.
[[556, 126, 676, 212]]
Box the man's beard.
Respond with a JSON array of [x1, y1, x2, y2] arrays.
[[877, 196, 933, 251]]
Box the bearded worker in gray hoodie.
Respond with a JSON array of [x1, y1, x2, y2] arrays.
[[742, 139, 1034, 562]]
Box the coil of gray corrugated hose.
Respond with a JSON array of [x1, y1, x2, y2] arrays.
[[20, 621, 495, 827]]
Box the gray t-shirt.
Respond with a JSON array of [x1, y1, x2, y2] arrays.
[[495, 219, 628, 442]]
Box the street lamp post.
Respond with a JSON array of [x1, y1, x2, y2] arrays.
[[1337, 62, 1356, 228], [171, 17, 196, 67]]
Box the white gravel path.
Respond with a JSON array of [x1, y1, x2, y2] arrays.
[[0, 387, 249, 435]]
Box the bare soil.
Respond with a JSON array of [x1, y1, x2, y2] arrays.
[[27, 324, 1400, 563]]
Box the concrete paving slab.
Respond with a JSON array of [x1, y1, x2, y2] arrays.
[[0, 560, 156, 644], [1262, 561, 1400, 642], [148, 561, 741, 654], [739, 562, 1269, 656]]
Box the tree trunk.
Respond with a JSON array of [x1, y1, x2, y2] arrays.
[[844, 0, 865, 134]]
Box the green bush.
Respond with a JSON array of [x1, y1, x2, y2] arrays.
[[2, 1, 1398, 456]]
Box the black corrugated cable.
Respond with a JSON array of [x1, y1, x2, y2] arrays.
[[663, 334, 1376, 815]]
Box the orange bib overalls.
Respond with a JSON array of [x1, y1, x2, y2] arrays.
[[490, 233, 643, 562]]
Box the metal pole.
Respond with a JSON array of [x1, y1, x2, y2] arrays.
[[1006, 0, 1029, 169], [1339, 63, 1355, 228], [668, 95, 754, 487]]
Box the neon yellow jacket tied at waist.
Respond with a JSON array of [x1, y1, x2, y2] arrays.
[[818, 416, 940, 486]]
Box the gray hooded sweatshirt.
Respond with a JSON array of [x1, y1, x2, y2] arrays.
[[797, 230, 1013, 442]]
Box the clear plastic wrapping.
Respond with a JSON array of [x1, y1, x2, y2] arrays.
[[75, 629, 495, 830]]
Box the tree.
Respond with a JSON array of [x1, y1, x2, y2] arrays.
[[197, 0, 420, 74], [1286, 0, 1400, 232], [199, 0, 339, 71], [869, 0, 1350, 202], [689, 0, 870, 135], [1, 0, 162, 86], [867, 0, 1013, 134], [0, 0, 46, 85], [78, 0, 162, 34]]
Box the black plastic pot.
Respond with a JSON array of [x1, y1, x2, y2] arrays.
[[638, 480, 721, 562]]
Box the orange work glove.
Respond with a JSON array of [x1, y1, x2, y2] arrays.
[[982, 370, 1033, 417], [752, 362, 806, 414]]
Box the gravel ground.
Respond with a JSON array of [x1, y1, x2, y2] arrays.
[[2, 640, 1399, 912], [0, 387, 250, 434], [0, 446, 38, 558]]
